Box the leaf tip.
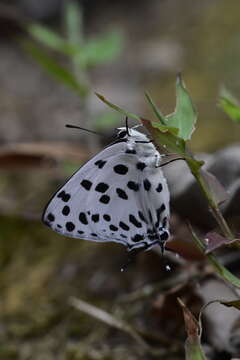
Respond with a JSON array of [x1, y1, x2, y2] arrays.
[[95, 92, 104, 100], [176, 71, 183, 84]]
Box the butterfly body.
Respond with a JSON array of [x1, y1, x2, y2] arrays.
[[43, 127, 170, 252]]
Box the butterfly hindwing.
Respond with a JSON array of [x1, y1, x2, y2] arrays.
[[43, 139, 170, 251]]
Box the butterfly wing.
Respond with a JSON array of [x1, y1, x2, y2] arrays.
[[43, 141, 170, 251]]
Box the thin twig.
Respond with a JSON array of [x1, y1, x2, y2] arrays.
[[69, 296, 151, 352]]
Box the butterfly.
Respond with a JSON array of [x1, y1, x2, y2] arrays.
[[42, 121, 170, 254]]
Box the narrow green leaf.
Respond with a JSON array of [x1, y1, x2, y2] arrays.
[[76, 30, 123, 67], [219, 87, 240, 123], [165, 74, 197, 140], [95, 93, 141, 121], [145, 92, 166, 124], [65, 0, 83, 45], [145, 92, 181, 137], [23, 41, 87, 96], [27, 24, 77, 56], [185, 341, 207, 360], [190, 226, 240, 288]]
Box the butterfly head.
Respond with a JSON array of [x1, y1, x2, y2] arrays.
[[116, 127, 151, 143]]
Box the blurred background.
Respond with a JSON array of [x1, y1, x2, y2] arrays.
[[1, 0, 240, 359]]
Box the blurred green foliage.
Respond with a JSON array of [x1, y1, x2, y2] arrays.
[[23, 0, 123, 130], [26, 1, 123, 96], [219, 87, 240, 123]]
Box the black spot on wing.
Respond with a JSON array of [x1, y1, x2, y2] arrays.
[[103, 214, 111, 222], [116, 188, 128, 200], [127, 181, 139, 191], [95, 182, 109, 193], [91, 233, 98, 237], [80, 179, 92, 191], [156, 183, 163, 192], [157, 204, 166, 219], [138, 211, 148, 224], [62, 205, 70, 216], [91, 214, 99, 223], [57, 191, 71, 202], [99, 195, 110, 204], [57, 224, 62, 228], [147, 228, 154, 234], [131, 234, 144, 242], [143, 179, 151, 191], [120, 234, 127, 239], [78, 230, 84, 234], [155, 204, 166, 228], [136, 162, 146, 171], [95, 160, 107, 169], [119, 221, 130, 231], [162, 216, 167, 228], [125, 149, 136, 154], [79, 212, 88, 225], [113, 164, 128, 175], [109, 224, 118, 231], [148, 210, 153, 224], [66, 222, 75, 232], [129, 214, 142, 228], [148, 233, 158, 241], [47, 213, 55, 222]]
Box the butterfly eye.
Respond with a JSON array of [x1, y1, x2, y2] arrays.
[[117, 130, 128, 139]]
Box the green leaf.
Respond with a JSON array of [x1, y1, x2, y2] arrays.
[[190, 225, 240, 288], [219, 87, 240, 123], [23, 41, 87, 96], [65, 0, 83, 45], [151, 121, 179, 136], [95, 93, 141, 121], [142, 118, 186, 155], [76, 30, 123, 68], [27, 24, 77, 56], [165, 74, 197, 140]]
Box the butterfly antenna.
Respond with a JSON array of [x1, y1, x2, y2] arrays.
[[65, 124, 107, 137], [125, 117, 130, 136]]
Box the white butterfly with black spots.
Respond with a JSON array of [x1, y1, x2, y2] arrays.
[[42, 126, 170, 253]]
